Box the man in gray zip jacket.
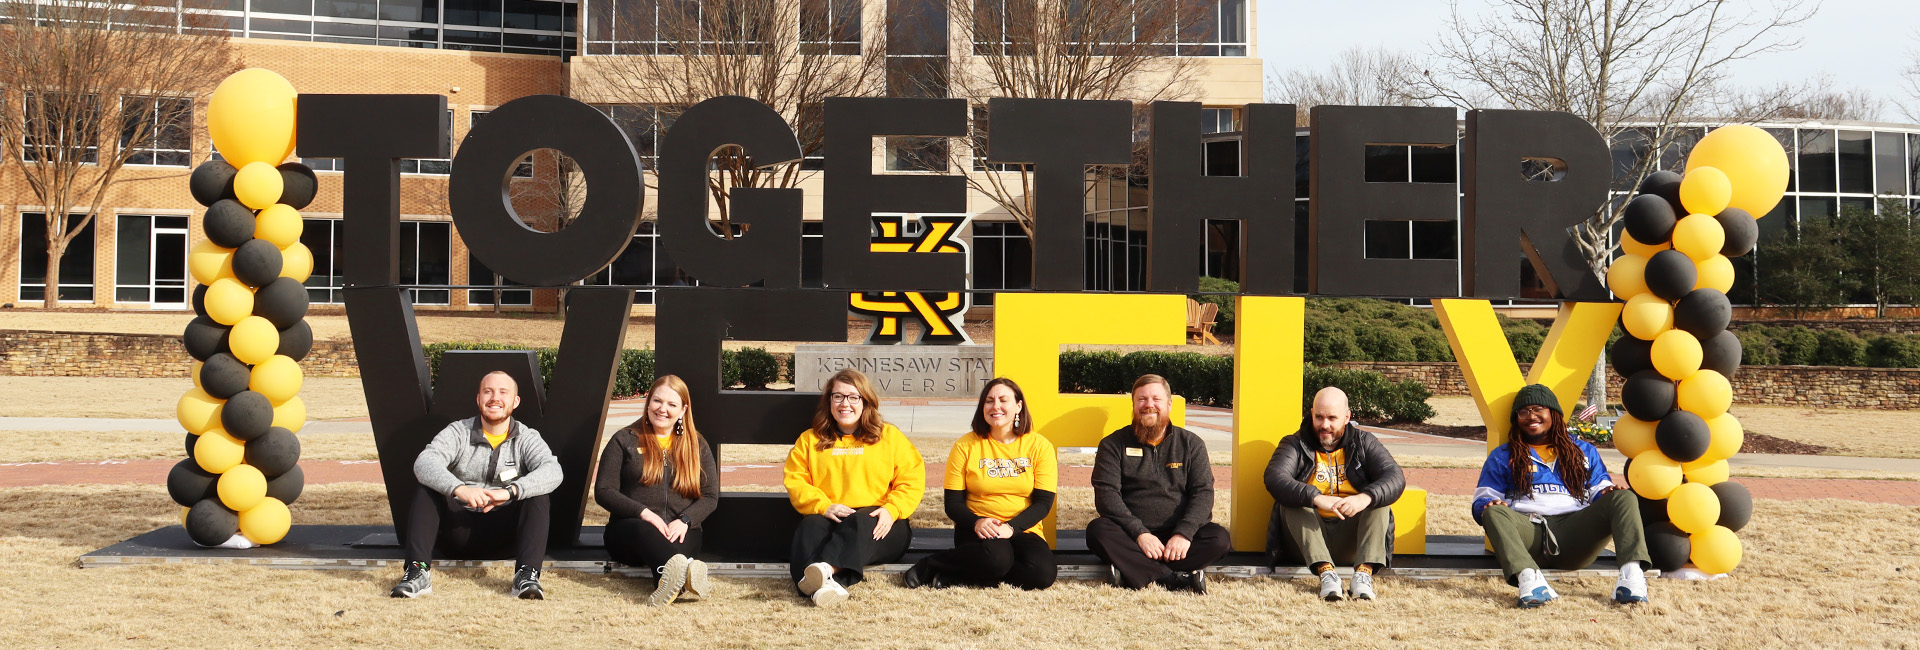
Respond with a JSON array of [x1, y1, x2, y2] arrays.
[[391, 371, 563, 599], [1265, 387, 1405, 601]]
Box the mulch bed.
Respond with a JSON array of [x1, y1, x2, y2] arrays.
[[1362, 419, 1829, 455]]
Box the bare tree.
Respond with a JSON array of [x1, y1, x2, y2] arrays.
[[1901, 36, 1920, 122], [1719, 75, 1882, 122], [1266, 46, 1427, 125], [939, 0, 1210, 239], [579, 0, 887, 236], [1416, 0, 1811, 410], [0, 0, 234, 308]]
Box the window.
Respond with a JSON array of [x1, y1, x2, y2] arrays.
[[1838, 130, 1872, 195], [400, 220, 453, 304], [120, 96, 192, 167], [402, 109, 455, 175], [1798, 130, 1836, 193], [469, 110, 535, 178], [1059, 0, 1246, 57], [300, 218, 345, 303], [1201, 107, 1238, 134], [593, 104, 670, 170], [23, 92, 100, 164], [1876, 132, 1907, 196], [19, 213, 96, 302], [971, 0, 1032, 55], [800, 0, 859, 54], [589, 0, 774, 55], [235, 0, 574, 56], [970, 106, 1018, 172], [968, 222, 1031, 305], [574, 222, 701, 304], [467, 251, 532, 306], [114, 215, 191, 305]]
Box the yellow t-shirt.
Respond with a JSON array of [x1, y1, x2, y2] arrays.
[[1531, 444, 1557, 464], [1310, 449, 1358, 517], [783, 423, 927, 520], [656, 434, 673, 452], [484, 431, 509, 449], [943, 432, 1059, 535]]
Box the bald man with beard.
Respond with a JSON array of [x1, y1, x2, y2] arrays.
[[1265, 387, 1405, 601]]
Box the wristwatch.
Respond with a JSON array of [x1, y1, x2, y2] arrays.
[[506, 483, 521, 502], [676, 514, 691, 524]]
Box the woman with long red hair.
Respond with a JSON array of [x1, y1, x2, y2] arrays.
[[595, 374, 719, 606]]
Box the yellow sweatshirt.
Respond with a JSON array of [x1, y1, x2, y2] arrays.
[[783, 423, 926, 520]]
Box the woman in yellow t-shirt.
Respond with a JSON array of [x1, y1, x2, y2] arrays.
[[784, 368, 925, 607], [903, 378, 1058, 590]]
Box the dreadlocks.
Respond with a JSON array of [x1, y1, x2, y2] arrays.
[[1504, 409, 1591, 504]]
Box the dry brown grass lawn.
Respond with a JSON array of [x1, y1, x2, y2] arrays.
[[4, 485, 1917, 648], [0, 376, 371, 420], [0, 430, 382, 462]]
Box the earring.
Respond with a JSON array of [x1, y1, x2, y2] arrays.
[[674, 418, 684, 435]]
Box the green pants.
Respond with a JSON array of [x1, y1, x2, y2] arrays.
[[1480, 488, 1651, 584], [1280, 505, 1391, 569]]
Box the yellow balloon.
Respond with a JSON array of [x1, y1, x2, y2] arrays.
[[217, 463, 268, 512], [1679, 166, 1733, 216], [1613, 415, 1658, 458], [1629, 450, 1684, 499], [1703, 412, 1744, 462], [234, 161, 285, 210], [194, 428, 246, 474], [1683, 458, 1730, 486], [272, 395, 307, 433], [229, 316, 281, 366], [1652, 329, 1703, 380], [180, 505, 190, 527], [1672, 214, 1726, 262], [1687, 124, 1790, 217], [188, 241, 234, 286], [239, 497, 292, 545], [1620, 232, 1669, 257], [1678, 369, 1733, 419], [251, 355, 304, 404], [207, 68, 298, 168], [1690, 524, 1743, 574], [1694, 254, 1735, 293], [1666, 482, 1721, 534], [205, 277, 255, 326], [176, 387, 223, 434], [191, 360, 204, 391], [280, 242, 314, 283], [255, 204, 303, 248], [1622, 293, 1675, 340], [1608, 254, 1649, 299]]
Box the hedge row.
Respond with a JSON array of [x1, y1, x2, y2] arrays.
[[1734, 325, 1920, 368], [421, 343, 788, 397], [1189, 284, 1561, 364], [1058, 350, 1436, 422]]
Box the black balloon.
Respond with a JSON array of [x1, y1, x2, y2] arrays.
[[1612, 335, 1654, 378], [266, 465, 305, 505], [221, 391, 275, 441], [203, 200, 256, 248], [1674, 289, 1732, 338], [189, 160, 238, 207], [276, 320, 314, 362], [200, 352, 252, 398], [185, 499, 239, 546], [1656, 410, 1711, 463], [1638, 496, 1670, 524], [1623, 370, 1677, 421], [1623, 193, 1679, 245], [183, 316, 230, 362], [246, 427, 301, 478], [253, 277, 310, 329], [1644, 249, 1699, 301], [232, 239, 284, 288], [167, 459, 219, 506], [1645, 521, 1693, 572], [1700, 330, 1742, 378], [1711, 481, 1753, 532], [1715, 207, 1758, 257], [1638, 170, 1685, 210], [185, 432, 198, 457], [192, 284, 208, 319], [277, 163, 319, 209]]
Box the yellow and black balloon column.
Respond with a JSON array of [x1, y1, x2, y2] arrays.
[[1610, 125, 1786, 575], [170, 68, 315, 547]]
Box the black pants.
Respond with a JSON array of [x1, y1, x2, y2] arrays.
[[605, 517, 704, 576], [1086, 518, 1232, 589], [919, 528, 1057, 590], [403, 483, 549, 568], [789, 506, 913, 587]]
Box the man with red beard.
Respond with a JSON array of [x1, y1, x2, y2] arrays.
[[1087, 375, 1230, 594]]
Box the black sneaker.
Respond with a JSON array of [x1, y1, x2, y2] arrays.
[[511, 565, 545, 600], [903, 558, 942, 589], [1157, 569, 1207, 595], [390, 561, 432, 598]]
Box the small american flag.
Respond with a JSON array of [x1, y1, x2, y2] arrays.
[[1574, 402, 1601, 422]]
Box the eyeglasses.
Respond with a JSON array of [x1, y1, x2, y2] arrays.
[[829, 393, 863, 405]]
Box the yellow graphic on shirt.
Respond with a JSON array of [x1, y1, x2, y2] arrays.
[[1311, 449, 1358, 517], [944, 432, 1058, 535]]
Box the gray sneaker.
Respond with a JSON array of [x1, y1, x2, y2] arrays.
[[390, 561, 431, 598], [1350, 571, 1376, 600], [1319, 569, 1345, 601], [685, 559, 711, 600], [649, 555, 689, 606]]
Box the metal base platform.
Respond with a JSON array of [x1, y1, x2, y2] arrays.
[[81, 526, 1621, 579]]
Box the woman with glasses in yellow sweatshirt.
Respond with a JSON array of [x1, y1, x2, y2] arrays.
[[784, 368, 925, 607]]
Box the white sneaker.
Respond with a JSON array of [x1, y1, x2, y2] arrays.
[[1516, 568, 1557, 608], [1319, 570, 1345, 601], [1350, 571, 1377, 600], [1614, 563, 1648, 604], [811, 578, 849, 607], [649, 555, 689, 606], [798, 562, 834, 596], [685, 559, 710, 600]]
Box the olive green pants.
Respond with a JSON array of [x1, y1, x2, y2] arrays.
[[1480, 488, 1651, 585], [1279, 505, 1391, 569]]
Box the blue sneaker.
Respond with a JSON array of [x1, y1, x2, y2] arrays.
[[1614, 565, 1649, 604], [1516, 568, 1557, 608]]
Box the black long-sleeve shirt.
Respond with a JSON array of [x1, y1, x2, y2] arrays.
[[593, 429, 719, 526], [1091, 424, 1213, 539]]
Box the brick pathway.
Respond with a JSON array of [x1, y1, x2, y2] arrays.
[[8, 460, 1919, 506]]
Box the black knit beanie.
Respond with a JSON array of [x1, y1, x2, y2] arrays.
[[1511, 384, 1561, 419]]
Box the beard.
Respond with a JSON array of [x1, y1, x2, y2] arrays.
[[1133, 412, 1168, 443], [1519, 426, 1552, 446]]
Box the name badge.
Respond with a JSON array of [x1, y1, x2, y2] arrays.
[[831, 447, 866, 456], [498, 464, 519, 482], [1166, 462, 1183, 469], [1125, 447, 1143, 457]]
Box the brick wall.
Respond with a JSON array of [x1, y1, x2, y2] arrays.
[[0, 329, 357, 378], [1332, 361, 1920, 411]]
